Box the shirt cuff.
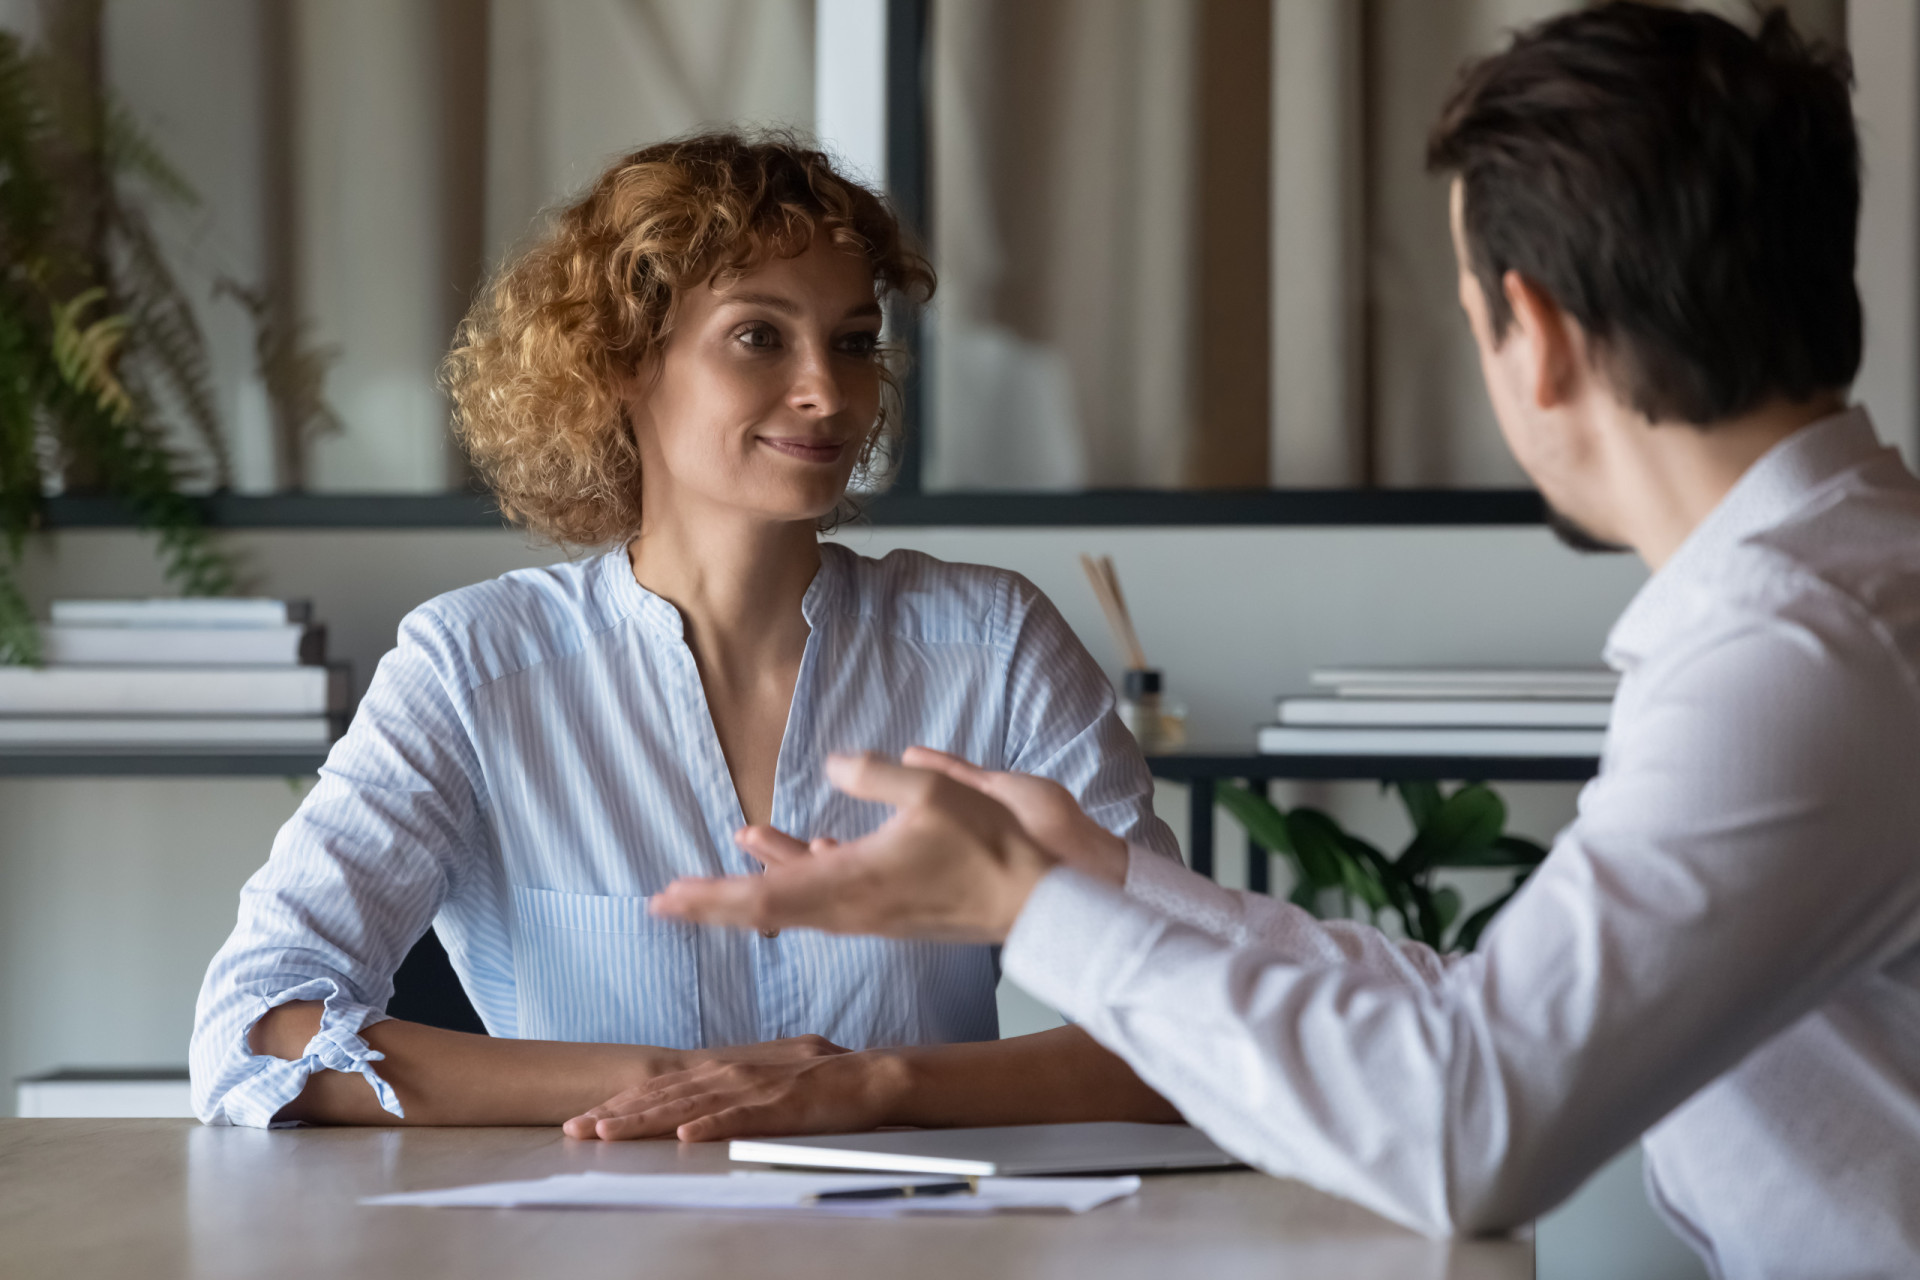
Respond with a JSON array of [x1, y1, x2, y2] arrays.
[[213, 979, 402, 1128], [1002, 866, 1172, 1024]]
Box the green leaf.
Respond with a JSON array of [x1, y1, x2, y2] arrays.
[[1477, 835, 1550, 867], [1401, 783, 1507, 874], [1394, 780, 1443, 829], [1284, 807, 1356, 891], [1432, 885, 1462, 936], [0, 565, 39, 664], [1216, 783, 1295, 858]]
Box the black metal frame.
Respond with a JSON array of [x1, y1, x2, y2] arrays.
[[39, 488, 1548, 529], [1144, 751, 1599, 891]]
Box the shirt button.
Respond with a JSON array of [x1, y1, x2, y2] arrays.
[[761, 928, 780, 939]]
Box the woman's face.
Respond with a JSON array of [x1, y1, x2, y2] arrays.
[[629, 236, 885, 527]]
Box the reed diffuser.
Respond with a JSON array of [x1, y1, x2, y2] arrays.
[[1079, 554, 1186, 751]]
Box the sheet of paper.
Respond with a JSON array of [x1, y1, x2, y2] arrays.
[[362, 1170, 1141, 1215]]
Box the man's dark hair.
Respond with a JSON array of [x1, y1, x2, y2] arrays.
[[1428, 2, 1860, 425]]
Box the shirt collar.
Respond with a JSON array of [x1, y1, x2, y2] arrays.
[[598, 538, 849, 641], [1604, 405, 1891, 669]]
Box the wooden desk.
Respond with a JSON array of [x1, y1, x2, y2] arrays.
[[1, 1120, 1529, 1280]]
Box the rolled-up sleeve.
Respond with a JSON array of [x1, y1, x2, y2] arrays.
[[189, 606, 489, 1127], [995, 574, 1181, 859]]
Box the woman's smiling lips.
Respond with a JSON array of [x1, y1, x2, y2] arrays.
[[759, 436, 848, 464]]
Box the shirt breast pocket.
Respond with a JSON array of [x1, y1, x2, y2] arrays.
[[509, 886, 701, 1048]]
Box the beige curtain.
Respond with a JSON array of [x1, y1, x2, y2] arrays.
[[925, 0, 1201, 490], [929, 0, 1850, 491], [485, 0, 816, 264]]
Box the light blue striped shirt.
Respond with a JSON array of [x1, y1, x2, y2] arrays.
[[191, 542, 1177, 1126]]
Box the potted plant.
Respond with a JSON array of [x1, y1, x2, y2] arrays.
[[0, 17, 336, 664], [1217, 779, 1548, 952]]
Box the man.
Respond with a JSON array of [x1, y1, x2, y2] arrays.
[[650, 5, 1920, 1275]]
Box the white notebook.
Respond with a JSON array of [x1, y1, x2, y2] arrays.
[[729, 1122, 1240, 1178]]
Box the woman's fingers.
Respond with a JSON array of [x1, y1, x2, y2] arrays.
[[594, 1092, 726, 1140], [677, 1103, 776, 1143]]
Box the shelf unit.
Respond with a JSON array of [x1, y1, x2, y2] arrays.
[[1143, 748, 1599, 889]]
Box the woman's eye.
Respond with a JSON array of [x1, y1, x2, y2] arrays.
[[838, 330, 881, 357], [735, 323, 781, 350]]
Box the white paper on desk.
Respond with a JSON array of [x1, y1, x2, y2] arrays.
[[362, 1171, 1140, 1215]]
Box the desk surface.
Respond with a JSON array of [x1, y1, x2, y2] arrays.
[[0, 1120, 1530, 1280]]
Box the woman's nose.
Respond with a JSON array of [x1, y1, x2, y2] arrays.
[[787, 348, 846, 417]]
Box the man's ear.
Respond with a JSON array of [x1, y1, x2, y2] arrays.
[[1501, 271, 1581, 410]]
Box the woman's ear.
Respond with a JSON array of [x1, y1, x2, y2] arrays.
[[1501, 271, 1582, 410]]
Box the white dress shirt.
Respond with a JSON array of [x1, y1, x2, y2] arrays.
[[193, 543, 1176, 1128], [1004, 408, 1920, 1279]]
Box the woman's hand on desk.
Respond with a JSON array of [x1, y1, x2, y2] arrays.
[[562, 1041, 898, 1142]]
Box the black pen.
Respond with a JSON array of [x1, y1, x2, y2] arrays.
[[808, 1178, 979, 1202]]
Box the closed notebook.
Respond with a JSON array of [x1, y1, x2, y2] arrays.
[[729, 1122, 1240, 1177], [0, 665, 347, 714]]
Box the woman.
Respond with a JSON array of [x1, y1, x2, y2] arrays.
[[189, 133, 1180, 1135]]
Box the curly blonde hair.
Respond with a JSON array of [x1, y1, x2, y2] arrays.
[[443, 131, 935, 546]]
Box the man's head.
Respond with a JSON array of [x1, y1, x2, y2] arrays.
[[1428, 3, 1859, 551]]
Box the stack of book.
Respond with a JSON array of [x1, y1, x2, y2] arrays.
[[0, 597, 348, 753], [1258, 666, 1615, 758]]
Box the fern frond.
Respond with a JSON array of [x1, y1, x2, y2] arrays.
[[215, 276, 344, 480], [0, 561, 38, 663], [111, 203, 231, 485], [101, 95, 197, 208], [50, 286, 135, 421]]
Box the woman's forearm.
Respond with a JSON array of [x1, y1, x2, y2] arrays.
[[251, 1000, 673, 1126], [882, 1024, 1181, 1128]]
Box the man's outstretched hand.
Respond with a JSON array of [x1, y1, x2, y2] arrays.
[[898, 746, 1129, 886], [648, 752, 1061, 943]]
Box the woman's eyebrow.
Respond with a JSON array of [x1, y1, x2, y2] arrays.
[[718, 290, 801, 314], [715, 291, 883, 321]]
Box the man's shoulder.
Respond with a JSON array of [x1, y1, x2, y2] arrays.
[[1740, 458, 1920, 675]]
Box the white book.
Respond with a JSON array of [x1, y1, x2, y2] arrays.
[[0, 716, 335, 747], [39, 623, 323, 666], [50, 597, 312, 629], [1257, 724, 1606, 757], [1309, 666, 1620, 700], [1277, 696, 1613, 729], [0, 665, 346, 715]]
